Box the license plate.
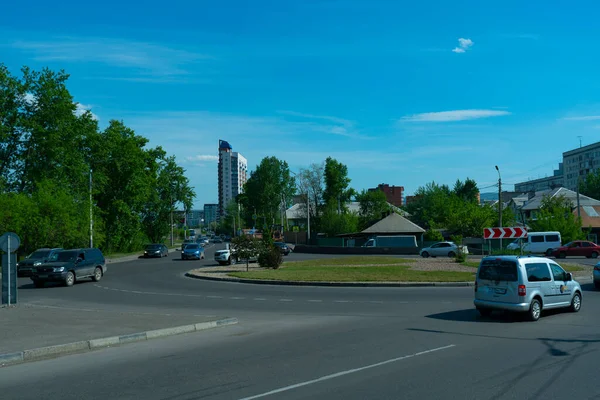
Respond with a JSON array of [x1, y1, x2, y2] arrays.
[[494, 288, 507, 294], [38, 274, 48, 278]]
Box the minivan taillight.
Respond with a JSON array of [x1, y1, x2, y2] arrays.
[[518, 285, 526, 296], [594, 266, 600, 272]]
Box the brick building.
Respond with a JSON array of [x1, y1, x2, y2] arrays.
[[368, 184, 404, 207]]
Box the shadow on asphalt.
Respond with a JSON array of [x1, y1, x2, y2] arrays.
[[172, 258, 205, 262], [580, 282, 598, 292], [18, 280, 90, 290], [425, 308, 576, 323]]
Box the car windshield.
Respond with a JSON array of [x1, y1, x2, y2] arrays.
[[28, 250, 51, 259], [49, 251, 78, 262], [186, 244, 199, 250], [146, 245, 161, 250], [478, 260, 518, 282]]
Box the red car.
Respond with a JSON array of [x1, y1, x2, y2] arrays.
[[551, 241, 600, 259]]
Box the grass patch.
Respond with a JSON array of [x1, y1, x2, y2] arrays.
[[461, 261, 481, 268], [229, 265, 475, 282], [561, 263, 585, 272], [283, 256, 411, 267]]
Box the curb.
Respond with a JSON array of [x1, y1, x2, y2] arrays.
[[185, 272, 476, 288], [0, 317, 237, 368]]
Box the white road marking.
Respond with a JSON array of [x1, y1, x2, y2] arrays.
[[238, 344, 456, 400], [253, 298, 267, 301], [307, 300, 322, 302], [334, 300, 351, 303], [279, 299, 293, 302], [230, 297, 245, 300], [206, 295, 223, 299]]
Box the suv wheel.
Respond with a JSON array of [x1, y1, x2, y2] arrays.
[[570, 292, 582, 312], [92, 267, 102, 282], [528, 299, 542, 321], [64, 271, 75, 287]]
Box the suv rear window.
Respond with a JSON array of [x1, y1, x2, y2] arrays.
[[478, 260, 518, 281], [525, 263, 552, 282]]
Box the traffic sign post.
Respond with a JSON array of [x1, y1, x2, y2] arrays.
[[1, 232, 21, 306], [483, 227, 527, 255]]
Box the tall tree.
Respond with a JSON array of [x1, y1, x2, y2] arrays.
[[239, 156, 295, 227], [529, 195, 586, 243], [453, 178, 479, 203], [296, 162, 325, 230], [580, 170, 600, 201], [323, 157, 354, 213], [355, 189, 391, 230]]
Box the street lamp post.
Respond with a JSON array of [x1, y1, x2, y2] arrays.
[[89, 168, 93, 248], [495, 166, 503, 251]]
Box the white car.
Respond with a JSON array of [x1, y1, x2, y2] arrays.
[[214, 248, 258, 265], [420, 241, 468, 258]]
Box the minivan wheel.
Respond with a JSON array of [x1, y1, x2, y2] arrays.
[[448, 251, 456, 258], [92, 267, 102, 282], [528, 299, 542, 321], [477, 307, 492, 317], [570, 292, 582, 312], [64, 271, 75, 287], [421, 251, 429, 258], [592, 252, 599, 259]]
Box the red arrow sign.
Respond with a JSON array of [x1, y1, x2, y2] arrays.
[[483, 227, 527, 239]]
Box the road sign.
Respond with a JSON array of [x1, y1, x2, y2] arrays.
[[252, 214, 257, 220], [0, 232, 20, 253], [483, 227, 527, 240]]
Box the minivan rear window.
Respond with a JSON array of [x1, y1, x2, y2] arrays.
[[478, 260, 518, 281]]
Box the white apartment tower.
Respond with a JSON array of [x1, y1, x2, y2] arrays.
[[218, 140, 248, 220]]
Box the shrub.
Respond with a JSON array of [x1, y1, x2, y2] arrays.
[[258, 246, 283, 269], [454, 251, 467, 263]]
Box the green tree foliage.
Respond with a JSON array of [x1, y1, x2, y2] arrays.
[[0, 64, 194, 254], [580, 169, 600, 201], [424, 229, 444, 242], [231, 235, 259, 271], [220, 200, 242, 236], [355, 189, 390, 230], [296, 162, 325, 231], [239, 156, 295, 226], [323, 157, 355, 212], [529, 195, 585, 243], [320, 203, 359, 237], [405, 179, 498, 237]]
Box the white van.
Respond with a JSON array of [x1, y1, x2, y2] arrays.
[[506, 231, 561, 255]]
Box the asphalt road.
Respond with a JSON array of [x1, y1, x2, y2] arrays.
[[2, 244, 600, 399]]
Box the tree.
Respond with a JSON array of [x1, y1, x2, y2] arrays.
[[529, 195, 586, 243], [580, 169, 600, 201], [355, 189, 390, 230], [320, 203, 359, 237], [323, 157, 354, 213], [453, 178, 479, 203], [231, 235, 259, 271], [296, 162, 325, 231], [239, 156, 295, 226]]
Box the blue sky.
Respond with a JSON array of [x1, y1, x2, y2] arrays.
[[3, 0, 600, 209]]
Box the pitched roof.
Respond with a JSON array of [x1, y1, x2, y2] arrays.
[[577, 205, 600, 228], [361, 212, 425, 234], [521, 187, 600, 211]]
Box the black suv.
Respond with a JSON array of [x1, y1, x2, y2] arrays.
[[31, 248, 106, 288], [17, 248, 63, 277]]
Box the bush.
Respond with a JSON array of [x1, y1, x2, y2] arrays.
[[258, 246, 283, 269], [454, 251, 467, 263]]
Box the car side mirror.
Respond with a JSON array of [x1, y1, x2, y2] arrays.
[[566, 273, 573, 281]]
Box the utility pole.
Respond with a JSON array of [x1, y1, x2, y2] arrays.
[[170, 194, 174, 247], [495, 166, 503, 250], [89, 168, 93, 248], [306, 193, 311, 242]]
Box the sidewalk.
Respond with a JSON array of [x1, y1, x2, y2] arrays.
[[0, 304, 236, 365]]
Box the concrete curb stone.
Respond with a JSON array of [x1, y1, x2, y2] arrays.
[[0, 317, 238, 368]]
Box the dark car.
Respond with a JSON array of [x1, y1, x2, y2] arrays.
[[551, 241, 600, 259], [181, 243, 205, 260], [274, 242, 291, 256], [17, 248, 63, 277], [31, 248, 106, 288], [213, 237, 223, 244], [144, 244, 168, 258]]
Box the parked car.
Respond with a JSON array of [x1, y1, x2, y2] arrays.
[[17, 247, 63, 277], [420, 242, 468, 258], [213, 237, 223, 244], [143, 244, 168, 258], [274, 242, 291, 256], [30, 248, 106, 288], [474, 256, 581, 321], [181, 244, 205, 260], [550, 241, 600, 259], [506, 231, 561, 255]]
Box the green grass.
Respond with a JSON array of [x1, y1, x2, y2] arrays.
[[461, 261, 481, 268], [229, 265, 475, 282], [283, 256, 411, 267], [561, 263, 585, 272]]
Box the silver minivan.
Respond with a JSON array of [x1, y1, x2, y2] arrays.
[[474, 256, 582, 321]]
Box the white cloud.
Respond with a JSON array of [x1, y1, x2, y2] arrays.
[[11, 37, 212, 80], [452, 38, 473, 53], [186, 155, 218, 162], [400, 109, 511, 122], [74, 103, 99, 121], [561, 115, 600, 121]]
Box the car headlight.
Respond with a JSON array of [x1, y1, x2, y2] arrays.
[[154, 250, 160, 253], [33, 261, 42, 266], [53, 267, 65, 272]]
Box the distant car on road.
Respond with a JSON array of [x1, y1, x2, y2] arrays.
[[274, 242, 291, 256], [420, 242, 468, 258], [143, 244, 168, 258], [213, 237, 223, 244], [474, 256, 581, 321], [31, 248, 106, 288], [550, 241, 600, 259], [181, 244, 205, 260], [181, 240, 195, 250], [17, 247, 63, 277]]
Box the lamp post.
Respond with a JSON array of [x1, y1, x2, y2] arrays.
[[89, 168, 93, 248], [495, 166, 503, 250]]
